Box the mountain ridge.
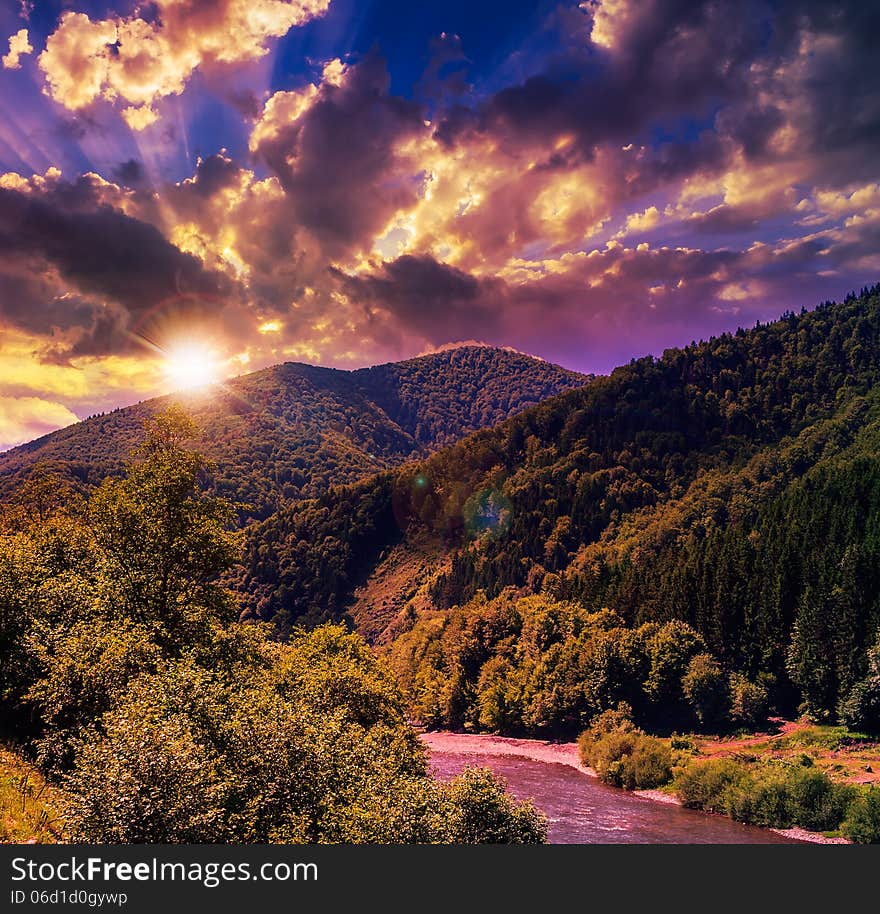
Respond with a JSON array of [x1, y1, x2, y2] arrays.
[[0, 346, 590, 521]]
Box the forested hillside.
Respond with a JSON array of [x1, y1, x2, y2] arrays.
[[0, 347, 586, 521], [0, 413, 545, 844], [238, 287, 880, 730]]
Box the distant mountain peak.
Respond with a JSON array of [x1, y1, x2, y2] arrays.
[[412, 341, 546, 362], [0, 348, 589, 522]]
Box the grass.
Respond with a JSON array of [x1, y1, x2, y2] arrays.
[[769, 725, 872, 752], [0, 744, 65, 843], [691, 719, 879, 787]]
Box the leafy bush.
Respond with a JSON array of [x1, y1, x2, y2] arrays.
[[785, 767, 855, 832], [723, 765, 791, 827], [582, 729, 643, 787], [441, 768, 547, 844], [675, 757, 856, 832], [841, 787, 880, 844], [27, 619, 162, 772], [628, 737, 674, 789], [579, 712, 673, 790], [675, 759, 749, 813]]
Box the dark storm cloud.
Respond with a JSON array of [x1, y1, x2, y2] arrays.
[[0, 263, 97, 336], [251, 54, 427, 260], [0, 176, 236, 354], [438, 1, 880, 187], [178, 153, 242, 198], [336, 255, 504, 342]]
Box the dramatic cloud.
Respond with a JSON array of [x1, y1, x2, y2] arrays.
[[0, 324, 163, 450], [1, 0, 879, 445], [251, 56, 427, 261], [2, 28, 32, 70], [38, 1, 331, 128], [0, 168, 240, 358], [336, 255, 505, 342]]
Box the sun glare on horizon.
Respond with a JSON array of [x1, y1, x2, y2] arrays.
[[163, 342, 222, 391]]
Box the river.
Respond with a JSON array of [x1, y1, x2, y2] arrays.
[[423, 732, 802, 844]]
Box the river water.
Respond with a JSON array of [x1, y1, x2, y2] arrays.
[[423, 732, 801, 844]]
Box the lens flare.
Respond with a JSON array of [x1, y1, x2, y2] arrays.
[[464, 488, 513, 541]]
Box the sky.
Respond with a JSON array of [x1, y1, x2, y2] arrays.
[[0, 0, 879, 449]]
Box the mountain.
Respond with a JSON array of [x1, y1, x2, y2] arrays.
[[0, 347, 588, 521], [236, 286, 880, 728]]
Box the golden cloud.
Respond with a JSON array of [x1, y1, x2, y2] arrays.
[[815, 183, 880, 218], [0, 323, 184, 448], [0, 397, 79, 451], [587, 0, 633, 50], [38, 0, 331, 128], [2, 28, 32, 70], [615, 205, 661, 239], [354, 132, 620, 276], [0, 328, 161, 399], [248, 82, 320, 152]]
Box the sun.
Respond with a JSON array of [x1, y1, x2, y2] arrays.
[[163, 342, 221, 391]]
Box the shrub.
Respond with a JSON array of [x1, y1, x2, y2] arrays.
[[628, 737, 674, 789], [841, 787, 880, 844], [578, 705, 631, 764], [579, 721, 673, 790], [674, 758, 750, 812], [441, 768, 547, 844], [64, 680, 229, 843], [675, 757, 855, 833], [724, 766, 790, 826], [785, 767, 855, 832], [583, 729, 642, 786], [27, 619, 161, 773]]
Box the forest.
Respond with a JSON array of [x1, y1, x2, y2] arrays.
[[238, 287, 880, 732], [0, 413, 545, 843]]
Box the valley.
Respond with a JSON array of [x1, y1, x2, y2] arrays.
[[3, 290, 880, 844]]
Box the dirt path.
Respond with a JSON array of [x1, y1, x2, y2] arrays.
[[697, 718, 808, 755], [695, 718, 879, 787]]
